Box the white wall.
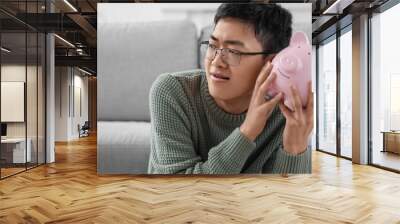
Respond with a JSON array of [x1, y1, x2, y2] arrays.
[[98, 3, 219, 37], [98, 3, 312, 40], [72, 73, 89, 138], [1, 65, 40, 138], [55, 66, 69, 141], [55, 67, 89, 141]]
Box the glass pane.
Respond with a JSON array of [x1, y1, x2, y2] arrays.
[[318, 37, 337, 154], [26, 0, 39, 170], [340, 29, 352, 158], [1, 30, 27, 177], [27, 31, 38, 169], [38, 32, 45, 165], [371, 3, 400, 171]]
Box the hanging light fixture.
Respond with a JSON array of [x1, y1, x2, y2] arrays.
[[1, 47, 11, 53]]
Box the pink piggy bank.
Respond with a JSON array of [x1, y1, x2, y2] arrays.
[[266, 31, 311, 111]]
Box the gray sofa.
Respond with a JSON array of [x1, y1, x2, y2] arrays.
[[97, 20, 213, 174]]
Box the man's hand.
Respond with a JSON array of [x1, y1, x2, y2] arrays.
[[279, 81, 314, 155], [240, 61, 283, 142]]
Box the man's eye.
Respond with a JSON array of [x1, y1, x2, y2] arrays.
[[209, 44, 217, 49], [227, 49, 240, 55]]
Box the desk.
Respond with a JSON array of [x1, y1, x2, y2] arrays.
[[1, 138, 31, 163], [381, 131, 400, 154]]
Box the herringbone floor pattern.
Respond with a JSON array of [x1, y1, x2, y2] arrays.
[[0, 134, 399, 224]]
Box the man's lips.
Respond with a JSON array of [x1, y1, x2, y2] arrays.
[[210, 73, 230, 80]]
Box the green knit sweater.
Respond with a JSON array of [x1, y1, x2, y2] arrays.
[[148, 70, 311, 174]]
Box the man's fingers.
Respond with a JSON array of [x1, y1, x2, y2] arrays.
[[307, 81, 312, 106], [278, 102, 294, 120], [306, 81, 314, 119], [254, 71, 276, 105], [255, 61, 273, 90], [259, 72, 277, 95], [260, 92, 282, 113], [265, 92, 282, 106], [290, 85, 303, 116]]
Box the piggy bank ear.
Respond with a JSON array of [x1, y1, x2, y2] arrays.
[[290, 31, 309, 46]]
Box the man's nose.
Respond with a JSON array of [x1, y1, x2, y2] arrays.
[[211, 49, 228, 67]]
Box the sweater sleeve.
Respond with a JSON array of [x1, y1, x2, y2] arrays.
[[147, 74, 256, 174], [263, 143, 312, 174]]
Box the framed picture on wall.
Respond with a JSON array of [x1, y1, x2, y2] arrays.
[[1, 81, 25, 122]]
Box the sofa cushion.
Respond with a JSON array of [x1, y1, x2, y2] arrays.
[[97, 121, 151, 174], [98, 20, 198, 121]]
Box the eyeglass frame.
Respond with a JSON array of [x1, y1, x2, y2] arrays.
[[200, 40, 273, 66]]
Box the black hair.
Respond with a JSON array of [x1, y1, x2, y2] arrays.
[[214, 3, 292, 55]]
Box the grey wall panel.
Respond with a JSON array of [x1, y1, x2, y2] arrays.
[[98, 19, 198, 121]]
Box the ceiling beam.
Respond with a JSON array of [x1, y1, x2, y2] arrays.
[[55, 55, 96, 70], [67, 13, 97, 41]]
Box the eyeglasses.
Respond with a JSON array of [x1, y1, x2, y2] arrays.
[[200, 40, 272, 66]]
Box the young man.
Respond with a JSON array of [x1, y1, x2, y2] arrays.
[[148, 3, 313, 174]]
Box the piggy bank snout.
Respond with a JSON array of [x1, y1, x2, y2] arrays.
[[279, 55, 299, 74]]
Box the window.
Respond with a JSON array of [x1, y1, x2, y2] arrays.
[[317, 36, 337, 155], [370, 2, 400, 171], [0, 1, 47, 179], [339, 28, 352, 158]]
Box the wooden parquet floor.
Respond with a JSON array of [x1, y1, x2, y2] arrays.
[[0, 134, 400, 224]]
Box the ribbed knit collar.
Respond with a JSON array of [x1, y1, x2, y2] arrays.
[[200, 72, 247, 124]]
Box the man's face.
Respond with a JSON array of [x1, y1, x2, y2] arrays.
[[205, 17, 266, 103]]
